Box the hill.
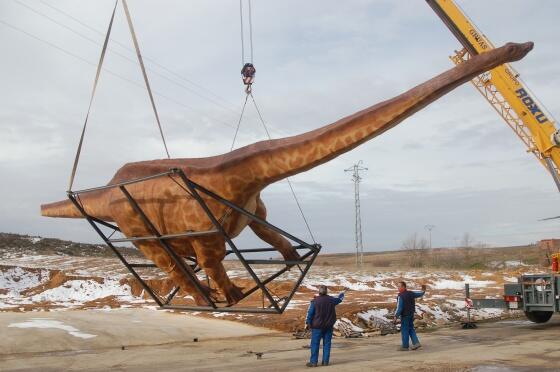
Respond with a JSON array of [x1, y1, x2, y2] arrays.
[[315, 244, 546, 270], [0, 233, 143, 258]]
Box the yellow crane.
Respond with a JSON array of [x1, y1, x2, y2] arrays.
[[427, 0, 560, 191]]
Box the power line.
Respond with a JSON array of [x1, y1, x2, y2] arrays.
[[0, 17, 237, 131], [13, 0, 294, 141], [36, 0, 239, 113], [13, 0, 240, 120]]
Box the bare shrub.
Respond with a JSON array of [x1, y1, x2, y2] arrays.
[[401, 233, 429, 268]]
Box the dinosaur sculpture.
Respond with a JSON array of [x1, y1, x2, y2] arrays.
[[42, 42, 534, 306]]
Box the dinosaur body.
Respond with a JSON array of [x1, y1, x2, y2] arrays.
[[42, 42, 533, 305]]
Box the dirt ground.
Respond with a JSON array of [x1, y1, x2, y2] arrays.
[[1, 309, 560, 371]]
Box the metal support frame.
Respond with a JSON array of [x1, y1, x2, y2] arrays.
[[67, 168, 320, 314]]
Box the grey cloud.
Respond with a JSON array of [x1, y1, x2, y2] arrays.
[[1, 0, 559, 254]]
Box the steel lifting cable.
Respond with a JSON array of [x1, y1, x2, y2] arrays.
[[239, 0, 254, 65], [232, 0, 254, 150], [230, 94, 249, 151], [239, 0, 245, 66], [248, 0, 254, 63], [249, 93, 317, 244], [234, 1, 317, 244], [68, 0, 117, 192], [68, 0, 170, 191], [122, 0, 170, 159]]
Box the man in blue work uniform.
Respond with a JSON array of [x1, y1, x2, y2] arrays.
[[305, 285, 345, 367], [395, 281, 426, 351]]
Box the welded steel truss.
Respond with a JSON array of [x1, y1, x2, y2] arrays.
[[67, 168, 320, 314]]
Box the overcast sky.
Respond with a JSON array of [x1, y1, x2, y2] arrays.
[[1, 0, 559, 253]]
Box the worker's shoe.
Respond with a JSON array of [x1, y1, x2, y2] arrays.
[[321, 361, 329, 366], [397, 346, 409, 351], [306, 362, 318, 367], [411, 343, 422, 350]]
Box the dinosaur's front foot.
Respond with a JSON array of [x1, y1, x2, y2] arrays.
[[224, 284, 245, 305]]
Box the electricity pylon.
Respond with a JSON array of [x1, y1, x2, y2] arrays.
[[345, 161, 367, 267]]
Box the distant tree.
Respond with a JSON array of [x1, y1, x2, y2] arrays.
[[460, 232, 476, 264], [401, 233, 428, 267]]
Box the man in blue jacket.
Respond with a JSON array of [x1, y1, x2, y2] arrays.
[[394, 281, 426, 351], [305, 285, 345, 367]]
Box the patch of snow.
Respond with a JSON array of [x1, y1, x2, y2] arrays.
[[338, 278, 372, 291], [372, 282, 394, 291], [357, 308, 389, 321], [431, 276, 494, 290], [417, 303, 451, 321], [8, 318, 97, 339], [29, 278, 138, 305], [503, 276, 518, 283], [73, 270, 92, 277], [212, 312, 231, 317], [0, 267, 49, 295], [430, 279, 466, 290], [284, 299, 309, 310], [302, 277, 340, 291], [504, 260, 527, 267]]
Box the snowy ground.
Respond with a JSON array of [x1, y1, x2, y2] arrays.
[[0, 251, 536, 333]]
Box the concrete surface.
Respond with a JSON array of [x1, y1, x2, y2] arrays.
[[2, 311, 560, 371], [0, 308, 274, 355]]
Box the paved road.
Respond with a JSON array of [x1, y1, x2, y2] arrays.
[[1, 310, 560, 371]]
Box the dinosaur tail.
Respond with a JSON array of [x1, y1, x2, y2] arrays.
[[41, 190, 113, 221], [41, 199, 81, 218]]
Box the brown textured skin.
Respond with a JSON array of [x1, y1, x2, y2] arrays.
[[42, 42, 534, 305]]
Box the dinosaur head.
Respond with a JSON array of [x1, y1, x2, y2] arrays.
[[501, 41, 534, 62]]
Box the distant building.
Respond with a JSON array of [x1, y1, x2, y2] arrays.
[[538, 239, 560, 253]]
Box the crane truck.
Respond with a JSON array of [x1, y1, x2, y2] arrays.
[[427, 0, 560, 323]]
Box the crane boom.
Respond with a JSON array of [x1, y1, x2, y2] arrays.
[[427, 0, 560, 191]]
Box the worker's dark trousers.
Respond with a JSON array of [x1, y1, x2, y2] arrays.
[[400, 315, 419, 348], [310, 327, 333, 364]]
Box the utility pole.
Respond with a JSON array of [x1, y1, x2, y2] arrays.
[[425, 224, 435, 249], [345, 161, 367, 267]]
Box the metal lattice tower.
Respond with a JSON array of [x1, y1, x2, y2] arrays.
[[345, 161, 367, 267]]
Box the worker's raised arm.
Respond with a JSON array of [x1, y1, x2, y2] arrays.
[[334, 287, 348, 305], [413, 284, 427, 298], [412, 291, 425, 298], [333, 291, 345, 305]]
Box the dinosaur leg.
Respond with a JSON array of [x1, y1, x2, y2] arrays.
[[134, 241, 213, 306], [249, 196, 301, 261], [190, 237, 244, 305]]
